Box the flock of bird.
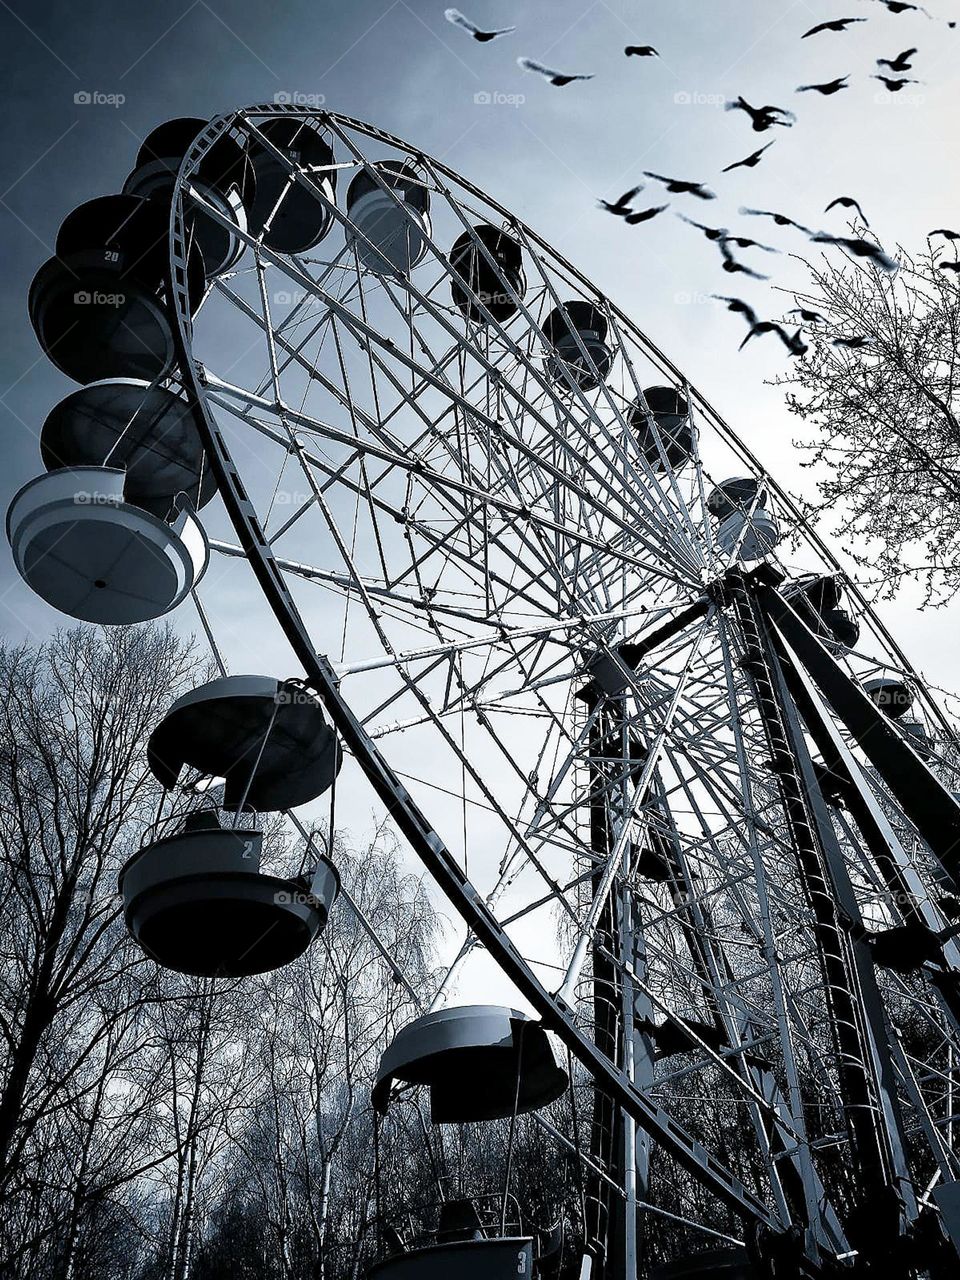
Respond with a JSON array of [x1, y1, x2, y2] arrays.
[[443, 2, 957, 358]]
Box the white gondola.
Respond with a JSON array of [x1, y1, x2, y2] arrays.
[[119, 810, 339, 977], [543, 300, 612, 391], [706, 476, 767, 521], [631, 385, 695, 472], [6, 466, 208, 624], [864, 675, 913, 720], [247, 117, 337, 253], [346, 160, 431, 277], [715, 509, 780, 562], [369, 1007, 559, 1278], [29, 194, 204, 384], [783, 573, 860, 651], [147, 674, 342, 811], [448, 224, 525, 323], [40, 378, 214, 518], [373, 1004, 567, 1122], [368, 1237, 535, 1280], [124, 117, 255, 277]]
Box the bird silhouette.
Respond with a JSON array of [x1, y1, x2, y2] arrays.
[[723, 142, 776, 172], [678, 214, 727, 241], [444, 8, 515, 40], [624, 204, 669, 225], [725, 97, 795, 131], [740, 207, 813, 233], [598, 185, 644, 216], [788, 307, 826, 323], [724, 234, 778, 252], [681, 218, 775, 253], [802, 17, 867, 36], [833, 334, 873, 347], [877, 47, 917, 70], [873, 75, 920, 90], [740, 321, 786, 348], [825, 196, 869, 226], [719, 240, 770, 279], [938, 261, 960, 273], [785, 328, 809, 356], [740, 321, 807, 356], [713, 296, 760, 325], [877, 0, 928, 14], [517, 57, 593, 86], [931, 228, 960, 241], [811, 232, 898, 271], [797, 76, 850, 95], [625, 45, 659, 57], [644, 171, 715, 199]]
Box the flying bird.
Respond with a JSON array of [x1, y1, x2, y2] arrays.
[[788, 307, 826, 323], [825, 195, 870, 226], [931, 228, 960, 241], [719, 240, 770, 279], [624, 204, 669, 225], [873, 74, 920, 90], [877, 48, 917, 70], [725, 97, 795, 131], [444, 8, 515, 41], [802, 17, 867, 36], [740, 207, 813, 233], [785, 328, 809, 357], [625, 45, 659, 57], [680, 215, 778, 252], [797, 76, 850, 95], [517, 57, 593, 86], [723, 234, 778, 252], [678, 214, 727, 241], [938, 261, 960, 273], [811, 232, 898, 271], [876, 0, 928, 13], [740, 321, 807, 356], [713, 296, 760, 325], [723, 141, 776, 172], [740, 321, 788, 348], [598, 185, 644, 216], [680, 218, 775, 253], [833, 334, 873, 348], [644, 171, 715, 199]]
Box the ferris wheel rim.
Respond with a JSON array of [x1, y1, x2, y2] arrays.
[[161, 104, 804, 1236], [156, 105, 960, 1265]]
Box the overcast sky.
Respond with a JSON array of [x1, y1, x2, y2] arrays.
[[1, 0, 957, 686]]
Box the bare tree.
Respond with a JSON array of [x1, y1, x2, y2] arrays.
[[777, 241, 960, 602], [190, 827, 441, 1280], [0, 624, 202, 1276]]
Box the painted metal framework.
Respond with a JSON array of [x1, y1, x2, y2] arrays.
[[161, 106, 960, 1277]]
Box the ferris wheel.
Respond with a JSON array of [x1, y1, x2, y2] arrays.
[[10, 103, 960, 1280]]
